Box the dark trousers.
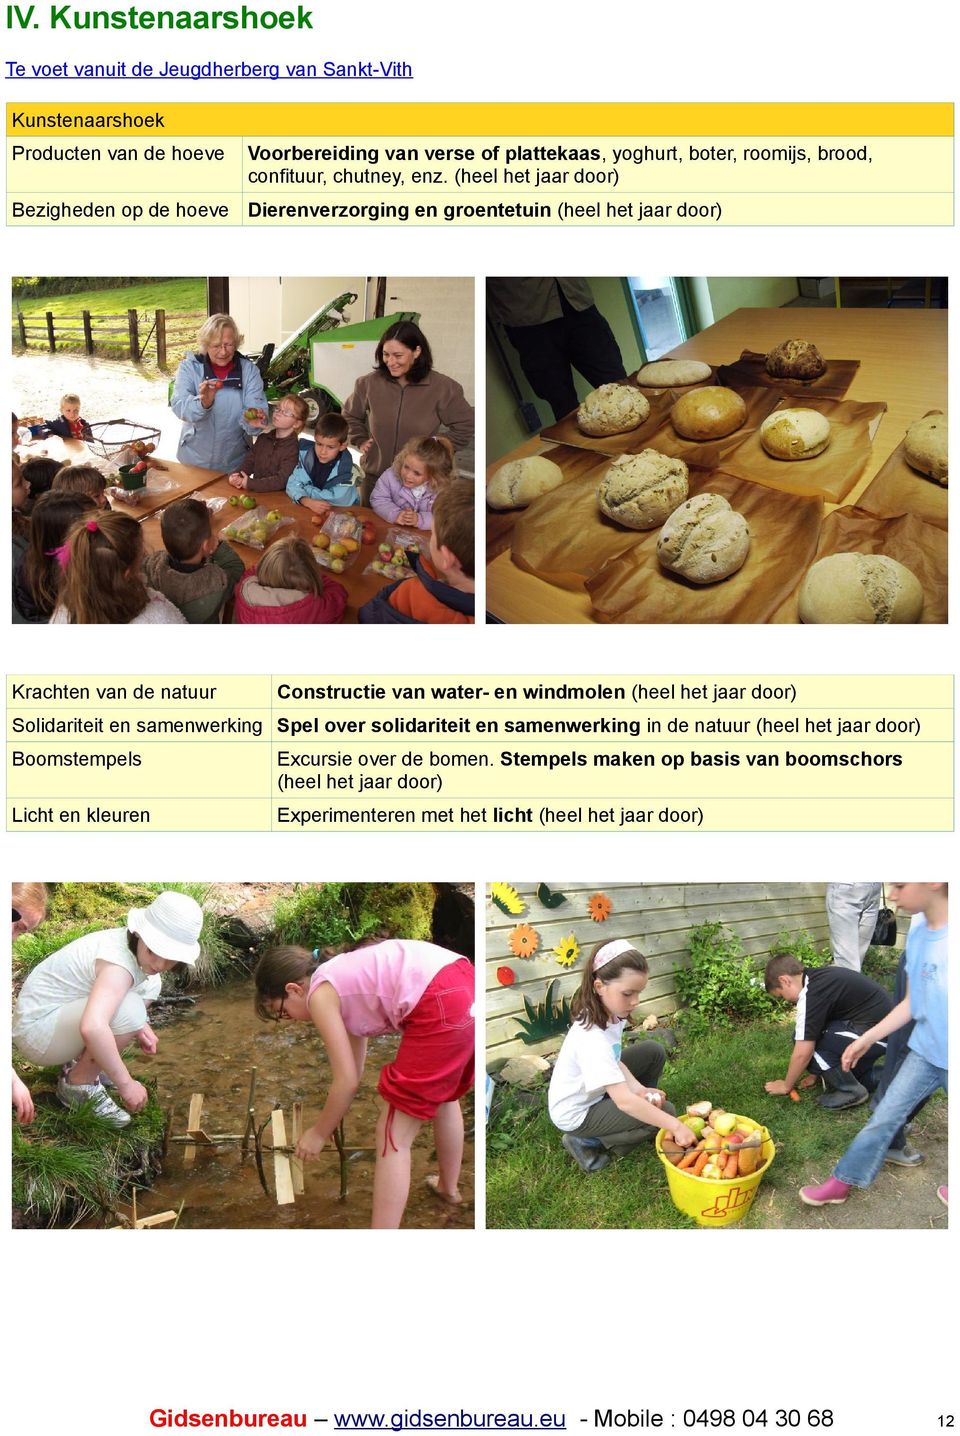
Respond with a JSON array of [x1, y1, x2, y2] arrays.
[[504, 291, 626, 421], [810, 1022, 887, 1088], [575, 1041, 673, 1155]]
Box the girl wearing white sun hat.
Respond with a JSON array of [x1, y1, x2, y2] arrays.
[[13, 891, 203, 1127]]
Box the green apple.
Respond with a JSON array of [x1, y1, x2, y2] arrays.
[[241, 495, 257, 510], [266, 510, 281, 522]]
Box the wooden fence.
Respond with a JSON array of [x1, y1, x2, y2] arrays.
[[486, 881, 904, 1066], [12, 309, 205, 367]]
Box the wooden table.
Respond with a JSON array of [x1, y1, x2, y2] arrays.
[[140, 477, 397, 624], [15, 434, 227, 518], [486, 306, 947, 624]]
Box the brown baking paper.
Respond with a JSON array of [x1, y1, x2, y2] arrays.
[[771, 506, 947, 624], [585, 473, 822, 625], [858, 410, 947, 531], [538, 386, 676, 457], [717, 350, 860, 400], [486, 444, 605, 563], [718, 397, 886, 501], [641, 385, 783, 471]]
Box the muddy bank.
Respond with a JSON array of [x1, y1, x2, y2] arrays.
[[135, 987, 474, 1230]]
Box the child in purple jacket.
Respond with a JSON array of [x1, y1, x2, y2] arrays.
[[370, 434, 455, 530]]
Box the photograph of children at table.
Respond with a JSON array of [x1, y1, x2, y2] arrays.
[[12, 275, 476, 624]]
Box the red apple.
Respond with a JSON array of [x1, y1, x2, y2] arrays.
[[361, 521, 376, 544]]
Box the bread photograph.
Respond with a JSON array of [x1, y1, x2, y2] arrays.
[[764, 338, 827, 380], [656, 493, 751, 584], [596, 450, 689, 530], [671, 386, 747, 441], [760, 408, 832, 460], [636, 359, 712, 388], [577, 384, 651, 436], [798, 553, 924, 624], [903, 413, 948, 486], [487, 455, 565, 510]]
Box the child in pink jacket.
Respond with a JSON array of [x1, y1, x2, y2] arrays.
[[233, 536, 347, 624], [370, 434, 455, 531]]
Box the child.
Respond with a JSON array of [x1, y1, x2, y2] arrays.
[[52, 462, 108, 508], [143, 496, 244, 623], [228, 394, 307, 492], [763, 952, 893, 1108], [12, 457, 31, 553], [800, 882, 947, 1207], [370, 434, 455, 530], [50, 512, 187, 625], [44, 392, 93, 442], [14, 490, 96, 623], [286, 412, 359, 514], [359, 480, 475, 624], [548, 939, 696, 1171], [233, 534, 347, 625], [13, 892, 202, 1127], [253, 938, 475, 1228], [12, 883, 48, 1126], [19, 455, 61, 510]]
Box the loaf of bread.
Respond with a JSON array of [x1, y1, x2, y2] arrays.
[[656, 493, 750, 584], [765, 339, 827, 380], [596, 450, 689, 530], [904, 414, 947, 486], [670, 386, 747, 441], [760, 407, 831, 460], [636, 359, 712, 387], [486, 455, 564, 510], [798, 554, 924, 624], [577, 384, 651, 436]]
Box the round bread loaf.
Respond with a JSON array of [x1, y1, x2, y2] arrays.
[[760, 407, 831, 460], [597, 450, 689, 530], [904, 413, 947, 486], [764, 339, 827, 380], [656, 493, 751, 584], [577, 384, 651, 436], [798, 554, 924, 624], [636, 359, 712, 388], [486, 455, 564, 510], [670, 386, 747, 441]]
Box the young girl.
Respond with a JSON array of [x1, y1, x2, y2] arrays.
[[12, 882, 49, 1125], [370, 434, 455, 530], [254, 938, 475, 1227], [800, 881, 948, 1209], [51, 463, 108, 508], [13, 891, 202, 1127], [50, 512, 186, 625], [14, 491, 96, 622], [233, 535, 347, 624], [548, 939, 696, 1171]]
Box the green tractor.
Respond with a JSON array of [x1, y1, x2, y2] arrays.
[[252, 291, 419, 422]]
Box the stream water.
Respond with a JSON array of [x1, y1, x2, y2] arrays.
[[131, 987, 474, 1230]]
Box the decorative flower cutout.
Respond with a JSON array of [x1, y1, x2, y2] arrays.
[[491, 882, 525, 916], [509, 922, 540, 958], [496, 966, 517, 986], [553, 933, 581, 968], [588, 893, 612, 922]]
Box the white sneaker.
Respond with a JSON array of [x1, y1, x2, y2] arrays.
[[56, 1075, 131, 1127]]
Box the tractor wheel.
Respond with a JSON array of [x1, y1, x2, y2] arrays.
[[299, 388, 336, 425]]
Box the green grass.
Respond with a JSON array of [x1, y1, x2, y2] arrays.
[[270, 882, 435, 952], [12, 1066, 167, 1227], [486, 1020, 944, 1230], [13, 278, 205, 318]]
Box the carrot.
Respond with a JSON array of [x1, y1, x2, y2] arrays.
[[724, 1151, 739, 1179], [789, 1088, 801, 1102], [678, 1149, 700, 1171], [692, 1151, 710, 1177]]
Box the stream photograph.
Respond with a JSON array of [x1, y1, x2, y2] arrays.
[[12, 881, 476, 1231]]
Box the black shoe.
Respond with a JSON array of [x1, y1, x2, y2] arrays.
[[816, 1068, 869, 1110], [561, 1133, 610, 1172]]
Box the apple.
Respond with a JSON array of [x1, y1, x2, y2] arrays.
[[329, 542, 347, 558], [680, 1115, 705, 1136], [229, 495, 241, 507], [313, 533, 331, 549], [329, 558, 346, 573], [713, 1112, 737, 1137], [361, 521, 376, 544], [378, 542, 392, 559], [243, 407, 261, 421], [265, 510, 281, 522], [241, 496, 256, 510]]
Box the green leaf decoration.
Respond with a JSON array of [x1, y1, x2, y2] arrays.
[[513, 979, 573, 1044], [536, 883, 567, 909]]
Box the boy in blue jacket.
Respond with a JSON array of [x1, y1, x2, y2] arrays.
[[286, 413, 359, 513]]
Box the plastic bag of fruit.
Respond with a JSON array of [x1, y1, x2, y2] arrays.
[[310, 511, 364, 573], [221, 504, 294, 549], [364, 527, 423, 581]]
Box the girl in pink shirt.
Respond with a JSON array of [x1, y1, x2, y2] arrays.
[[254, 938, 474, 1228]]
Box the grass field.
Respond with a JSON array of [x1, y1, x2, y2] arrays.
[[486, 1022, 947, 1230], [13, 278, 205, 317]]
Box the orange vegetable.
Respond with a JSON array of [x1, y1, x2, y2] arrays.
[[789, 1088, 800, 1102], [692, 1151, 711, 1177], [677, 1149, 700, 1171], [724, 1151, 739, 1179]]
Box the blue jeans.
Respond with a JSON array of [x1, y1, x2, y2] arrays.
[[835, 1050, 947, 1188]]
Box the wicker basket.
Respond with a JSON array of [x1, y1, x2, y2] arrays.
[[86, 418, 161, 459]]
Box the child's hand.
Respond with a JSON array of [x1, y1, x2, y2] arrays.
[[671, 1122, 697, 1149], [302, 499, 332, 518], [296, 1127, 327, 1161], [764, 1079, 791, 1096], [643, 1087, 666, 1107], [12, 1073, 34, 1125], [247, 408, 268, 429], [137, 1024, 158, 1055], [120, 1079, 149, 1113], [397, 508, 418, 526], [841, 1037, 869, 1072], [227, 471, 247, 489], [358, 438, 373, 456]]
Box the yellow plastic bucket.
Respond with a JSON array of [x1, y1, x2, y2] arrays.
[[656, 1114, 776, 1228]]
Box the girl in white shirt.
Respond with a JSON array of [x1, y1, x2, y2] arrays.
[[548, 939, 696, 1172]]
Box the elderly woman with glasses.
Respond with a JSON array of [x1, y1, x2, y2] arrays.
[[171, 313, 269, 473]]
